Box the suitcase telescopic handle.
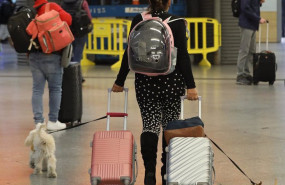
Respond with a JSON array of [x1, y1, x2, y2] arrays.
[[106, 88, 128, 131], [258, 21, 269, 53], [180, 96, 202, 119]]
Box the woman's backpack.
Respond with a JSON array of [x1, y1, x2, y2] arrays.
[[26, 3, 74, 54], [231, 0, 241, 18], [128, 12, 186, 76], [61, 0, 92, 38]]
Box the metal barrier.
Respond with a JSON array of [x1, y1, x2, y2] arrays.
[[81, 18, 131, 67], [185, 18, 221, 67], [82, 17, 221, 68]]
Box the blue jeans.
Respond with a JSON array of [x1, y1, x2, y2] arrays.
[[72, 35, 87, 62], [29, 52, 63, 124]]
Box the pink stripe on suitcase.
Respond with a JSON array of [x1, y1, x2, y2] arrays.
[[90, 88, 137, 185]]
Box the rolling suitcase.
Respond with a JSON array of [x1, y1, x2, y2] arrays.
[[166, 137, 214, 185], [58, 62, 82, 124], [90, 88, 137, 185], [253, 22, 277, 85], [165, 96, 214, 185]]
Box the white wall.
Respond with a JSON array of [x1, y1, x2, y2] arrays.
[[261, 0, 278, 12], [260, 0, 282, 42]]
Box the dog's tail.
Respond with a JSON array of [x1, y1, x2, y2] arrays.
[[38, 124, 56, 152], [24, 130, 35, 147], [25, 123, 45, 147]]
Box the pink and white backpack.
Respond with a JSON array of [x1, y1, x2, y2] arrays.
[[128, 12, 186, 76]]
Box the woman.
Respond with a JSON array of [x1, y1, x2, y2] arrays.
[[112, 0, 199, 184], [29, 0, 72, 131]]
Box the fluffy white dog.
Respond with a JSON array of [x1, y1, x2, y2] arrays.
[[25, 123, 57, 178]]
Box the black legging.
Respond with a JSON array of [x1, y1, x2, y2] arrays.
[[135, 72, 185, 135]]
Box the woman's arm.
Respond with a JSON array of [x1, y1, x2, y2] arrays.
[[172, 19, 196, 89], [114, 14, 143, 87]]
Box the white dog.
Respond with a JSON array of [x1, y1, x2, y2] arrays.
[[25, 123, 57, 178]]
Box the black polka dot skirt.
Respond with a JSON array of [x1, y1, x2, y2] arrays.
[[135, 71, 186, 136]]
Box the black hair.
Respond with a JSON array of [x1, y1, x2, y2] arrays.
[[148, 0, 169, 12]]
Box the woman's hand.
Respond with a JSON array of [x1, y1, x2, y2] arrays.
[[186, 88, 199, 101], [112, 83, 124, 92]]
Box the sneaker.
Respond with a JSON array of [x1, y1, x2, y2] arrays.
[[47, 120, 66, 131], [236, 74, 252, 85], [244, 74, 253, 83]]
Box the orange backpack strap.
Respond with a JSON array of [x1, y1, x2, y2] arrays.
[[44, 3, 50, 12]]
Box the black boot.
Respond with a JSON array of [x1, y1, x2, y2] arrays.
[[141, 132, 159, 185], [161, 133, 167, 185]]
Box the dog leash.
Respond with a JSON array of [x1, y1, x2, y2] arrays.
[[48, 115, 107, 134], [205, 134, 262, 185]]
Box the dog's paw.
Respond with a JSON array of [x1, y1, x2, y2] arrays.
[[34, 168, 42, 174], [47, 172, 57, 178], [42, 166, 47, 171]]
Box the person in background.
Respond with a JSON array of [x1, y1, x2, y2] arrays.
[[0, 0, 15, 45], [28, 0, 72, 131], [111, 0, 199, 184], [236, 0, 267, 85], [71, 0, 92, 83]]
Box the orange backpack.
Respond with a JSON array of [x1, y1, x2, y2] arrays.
[[26, 3, 74, 54]]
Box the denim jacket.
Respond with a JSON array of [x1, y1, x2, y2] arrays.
[[239, 0, 261, 31]]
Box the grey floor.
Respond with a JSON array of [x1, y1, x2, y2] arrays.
[[0, 42, 285, 185]]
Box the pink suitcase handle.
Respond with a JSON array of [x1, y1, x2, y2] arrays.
[[106, 88, 128, 131]]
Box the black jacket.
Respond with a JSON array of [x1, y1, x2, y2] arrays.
[[239, 0, 261, 31]]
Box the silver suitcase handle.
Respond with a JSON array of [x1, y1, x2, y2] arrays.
[[180, 96, 202, 119]]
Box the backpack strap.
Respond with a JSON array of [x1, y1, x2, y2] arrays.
[[44, 3, 50, 12], [79, 0, 84, 11], [163, 16, 172, 24], [168, 17, 190, 39], [141, 11, 152, 20], [168, 17, 185, 23]]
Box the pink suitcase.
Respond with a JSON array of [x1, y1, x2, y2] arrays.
[[90, 88, 137, 185]]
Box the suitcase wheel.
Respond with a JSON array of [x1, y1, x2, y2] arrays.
[[164, 174, 167, 180], [269, 81, 274, 85]]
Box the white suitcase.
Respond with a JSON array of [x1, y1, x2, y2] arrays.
[[166, 137, 214, 185]]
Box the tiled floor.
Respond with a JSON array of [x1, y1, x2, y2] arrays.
[[0, 42, 285, 185]]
